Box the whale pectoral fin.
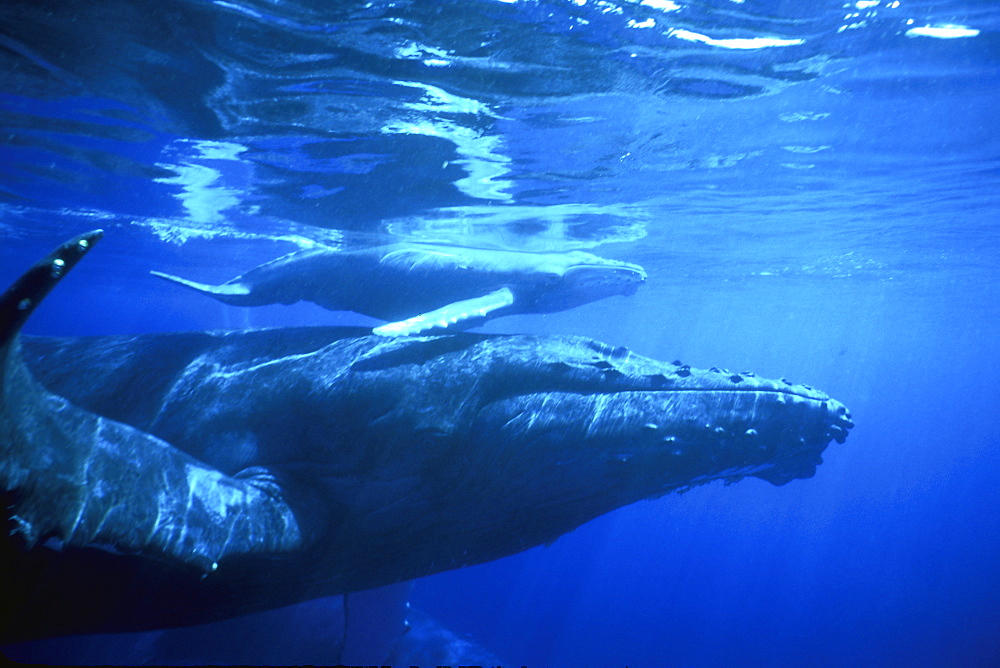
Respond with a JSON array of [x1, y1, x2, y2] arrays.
[[150, 270, 251, 299], [3, 235, 303, 576], [372, 287, 514, 337]]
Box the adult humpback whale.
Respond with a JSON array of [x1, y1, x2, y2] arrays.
[[2, 232, 852, 643], [151, 243, 647, 335]]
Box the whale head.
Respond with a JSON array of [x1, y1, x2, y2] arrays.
[[319, 334, 853, 584], [457, 339, 852, 526], [521, 251, 647, 312]]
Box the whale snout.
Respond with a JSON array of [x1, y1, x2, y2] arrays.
[[620, 268, 645, 295], [611, 263, 647, 285], [826, 399, 854, 444], [565, 262, 647, 297], [746, 393, 853, 485]]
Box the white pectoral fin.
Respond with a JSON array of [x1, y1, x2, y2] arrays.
[[372, 287, 514, 337], [150, 270, 250, 297]]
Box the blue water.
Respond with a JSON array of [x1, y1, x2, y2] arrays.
[[2, 0, 998, 665]]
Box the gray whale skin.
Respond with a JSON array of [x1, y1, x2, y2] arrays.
[[1, 232, 853, 642]]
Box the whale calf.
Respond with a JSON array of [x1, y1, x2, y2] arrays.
[[3, 233, 851, 642], [152, 243, 647, 335]]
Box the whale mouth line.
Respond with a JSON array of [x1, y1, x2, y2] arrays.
[[569, 263, 644, 271], [563, 262, 646, 276], [510, 386, 847, 406], [569, 269, 646, 281]]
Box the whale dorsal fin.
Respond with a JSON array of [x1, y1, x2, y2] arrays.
[[372, 287, 514, 337]]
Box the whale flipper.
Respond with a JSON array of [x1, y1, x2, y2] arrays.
[[372, 287, 514, 337], [3, 234, 303, 576], [1, 232, 103, 347], [150, 270, 252, 301]]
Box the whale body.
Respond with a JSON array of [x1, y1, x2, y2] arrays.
[[152, 244, 647, 335], [2, 233, 852, 642]]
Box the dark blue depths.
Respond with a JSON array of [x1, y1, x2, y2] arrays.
[[1, 0, 998, 665]]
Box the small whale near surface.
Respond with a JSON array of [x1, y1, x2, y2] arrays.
[[1, 231, 853, 642], [151, 243, 648, 335]]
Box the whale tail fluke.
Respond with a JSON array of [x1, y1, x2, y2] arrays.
[[150, 270, 252, 304]]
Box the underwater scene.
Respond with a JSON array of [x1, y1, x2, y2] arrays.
[[1, 0, 997, 666]]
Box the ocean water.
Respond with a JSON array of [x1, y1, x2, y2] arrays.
[[1, 0, 998, 666]]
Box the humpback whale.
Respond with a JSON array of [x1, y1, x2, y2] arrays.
[[151, 243, 647, 335], [2, 232, 852, 643]]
